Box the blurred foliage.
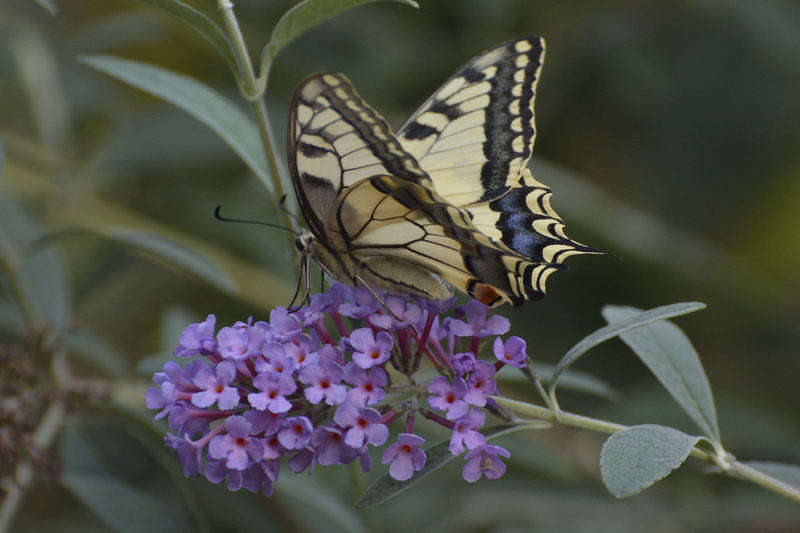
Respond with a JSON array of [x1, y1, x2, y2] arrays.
[[2, 0, 800, 531]]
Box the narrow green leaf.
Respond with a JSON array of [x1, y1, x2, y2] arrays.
[[600, 424, 702, 498], [32, 0, 58, 15], [67, 329, 130, 379], [355, 424, 534, 509], [262, 0, 419, 67], [549, 302, 706, 397], [498, 362, 622, 402], [129, 0, 238, 72], [60, 424, 201, 533], [603, 305, 720, 443], [745, 462, 800, 490], [104, 227, 238, 294], [78, 55, 271, 194], [0, 194, 70, 330], [276, 476, 367, 533]]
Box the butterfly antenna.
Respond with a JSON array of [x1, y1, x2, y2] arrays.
[[214, 205, 300, 236], [278, 195, 302, 227]]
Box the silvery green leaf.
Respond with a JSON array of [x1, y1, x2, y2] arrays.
[[600, 424, 702, 498], [602, 305, 720, 443], [549, 302, 705, 398], [79, 55, 270, 194]]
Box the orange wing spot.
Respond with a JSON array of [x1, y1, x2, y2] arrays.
[[474, 284, 503, 307]]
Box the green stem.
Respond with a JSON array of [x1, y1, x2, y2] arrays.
[[492, 397, 715, 462], [0, 399, 67, 533], [216, 0, 299, 255], [727, 461, 800, 505], [496, 398, 800, 501]]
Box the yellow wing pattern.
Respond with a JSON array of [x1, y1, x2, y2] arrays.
[[288, 38, 601, 307]]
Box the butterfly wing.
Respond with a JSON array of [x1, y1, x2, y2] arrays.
[[288, 72, 430, 240], [289, 71, 570, 306], [397, 37, 545, 207], [396, 36, 602, 288]]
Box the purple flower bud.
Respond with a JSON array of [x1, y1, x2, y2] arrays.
[[244, 409, 284, 436], [288, 447, 316, 474], [282, 333, 319, 370], [301, 293, 332, 327], [493, 336, 527, 368], [339, 287, 379, 319], [168, 401, 212, 437], [333, 403, 389, 448], [278, 416, 313, 450], [342, 362, 387, 407], [450, 409, 487, 455], [217, 321, 269, 361], [191, 361, 240, 410], [449, 300, 510, 338], [464, 360, 497, 407], [416, 296, 457, 315], [174, 315, 218, 357], [165, 434, 202, 477], [451, 352, 477, 376], [249, 370, 297, 414], [146, 375, 177, 419], [316, 344, 345, 366], [427, 376, 469, 420], [312, 427, 358, 466], [369, 295, 423, 330], [208, 416, 265, 470], [269, 307, 302, 341], [382, 433, 426, 481], [350, 328, 393, 369], [300, 362, 347, 405], [462, 444, 510, 482]]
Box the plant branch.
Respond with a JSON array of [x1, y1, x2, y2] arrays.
[[727, 461, 800, 505], [216, 0, 299, 256]]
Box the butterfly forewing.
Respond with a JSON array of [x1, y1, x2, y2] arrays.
[[289, 72, 431, 238], [397, 37, 545, 207]]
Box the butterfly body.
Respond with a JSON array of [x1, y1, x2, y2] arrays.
[[289, 38, 600, 307]]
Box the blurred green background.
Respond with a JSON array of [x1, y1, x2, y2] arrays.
[[2, 0, 800, 531]]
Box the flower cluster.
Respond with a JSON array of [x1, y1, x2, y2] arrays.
[[146, 284, 529, 496]]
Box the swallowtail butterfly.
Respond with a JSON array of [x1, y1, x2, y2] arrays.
[[288, 37, 599, 307]]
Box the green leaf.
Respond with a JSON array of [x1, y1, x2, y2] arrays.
[[600, 424, 702, 498], [276, 475, 367, 533], [498, 361, 622, 402], [78, 55, 271, 194], [104, 227, 238, 294], [128, 0, 238, 72], [355, 424, 534, 509], [32, 0, 58, 15], [60, 423, 202, 533], [262, 0, 419, 68], [67, 329, 130, 379], [745, 461, 800, 490], [549, 302, 706, 397], [602, 305, 720, 443], [0, 194, 70, 330]]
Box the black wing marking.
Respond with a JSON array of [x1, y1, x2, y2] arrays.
[[397, 37, 545, 207]]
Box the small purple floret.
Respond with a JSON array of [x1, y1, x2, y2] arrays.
[[382, 433, 426, 481]]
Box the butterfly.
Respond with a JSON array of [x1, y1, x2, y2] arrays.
[[288, 37, 599, 307]]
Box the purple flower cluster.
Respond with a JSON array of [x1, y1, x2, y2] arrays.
[[147, 285, 530, 495]]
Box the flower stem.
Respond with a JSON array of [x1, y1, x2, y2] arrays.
[[216, 0, 298, 255], [0, 399, 66, 533], [727, 461, 800, 504]]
